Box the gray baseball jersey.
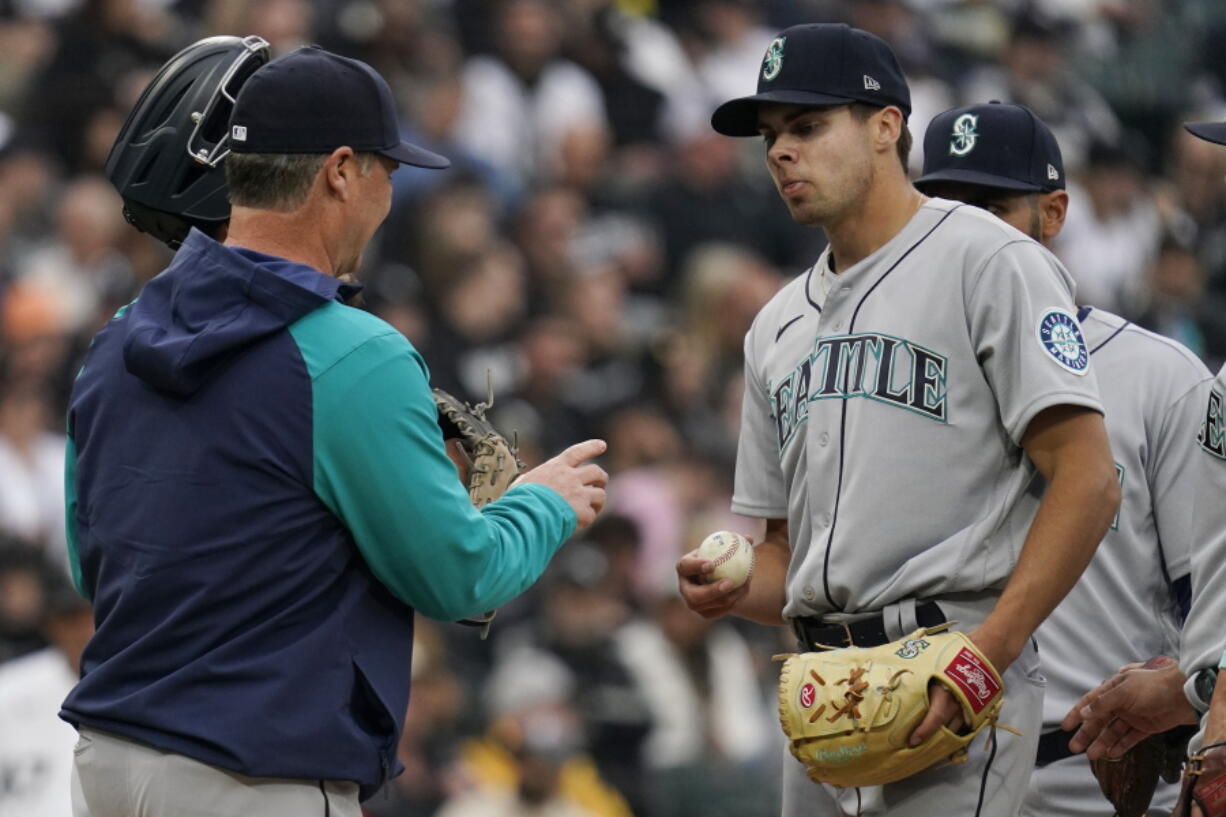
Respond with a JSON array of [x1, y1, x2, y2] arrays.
[[1179, 363, 1226, 693], [1034, 309, 1206, 723], [732, 198, 1102, 618], [1024, 309, 1210, 817]]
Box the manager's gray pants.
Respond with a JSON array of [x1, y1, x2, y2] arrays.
[[71, 727, 361, 817]]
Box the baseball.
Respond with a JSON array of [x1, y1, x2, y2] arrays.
[[696, 530, 754, 588]]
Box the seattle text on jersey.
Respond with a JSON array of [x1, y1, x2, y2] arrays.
[[770, 332, 949, 449]]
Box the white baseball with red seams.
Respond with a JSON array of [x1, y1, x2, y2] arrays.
[[696, 530, 754, 588]]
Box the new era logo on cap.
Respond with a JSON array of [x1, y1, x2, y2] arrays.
[[863, 75, 881, 91], [231, 125, 247, 142], [1047, 163, 1060, 181]]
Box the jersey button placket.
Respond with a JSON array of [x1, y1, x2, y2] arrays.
[[809, 280, 848, 611]]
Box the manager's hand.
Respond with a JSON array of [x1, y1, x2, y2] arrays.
[[1063, 656, 1197, 760], [516, 439, 608, 529]]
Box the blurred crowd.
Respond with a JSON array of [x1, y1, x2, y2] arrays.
[[2, 0, 1226, 815]]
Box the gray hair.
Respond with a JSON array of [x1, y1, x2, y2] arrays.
[[224, 152, 377, 211]]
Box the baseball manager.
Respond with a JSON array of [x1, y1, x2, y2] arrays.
[[62, 45, 607, 817]]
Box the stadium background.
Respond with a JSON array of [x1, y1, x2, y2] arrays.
[[1, 1, 1225, 815]]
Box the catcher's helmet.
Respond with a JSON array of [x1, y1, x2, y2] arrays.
[[105, 35, 270, 249]]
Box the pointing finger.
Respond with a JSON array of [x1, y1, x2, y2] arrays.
[[559, 439, 607, 467]]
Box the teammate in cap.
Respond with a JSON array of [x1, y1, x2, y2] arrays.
[[916, 100, 1215, 817], [674, 23, 1119, 817], [1177, 114, 1226, 807], [1061, 114, 1226, 817]]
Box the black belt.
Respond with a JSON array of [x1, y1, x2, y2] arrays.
[[1035, 728, 1076, 767], [792, 601, 946, 650]]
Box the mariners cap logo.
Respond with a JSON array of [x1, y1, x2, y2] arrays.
[[1037, 308, 1089, 375], [949, 113, 979, 156], [762, 36, 786, 81]]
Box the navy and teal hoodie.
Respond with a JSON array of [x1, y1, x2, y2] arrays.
[[60, 229, 576, 797]]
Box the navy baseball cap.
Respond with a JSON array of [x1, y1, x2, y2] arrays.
[[228, 46, 450, 169], [1185, 119, 1226, 146], [711, 23, 911, 137], [916, 101, 1064, 193]]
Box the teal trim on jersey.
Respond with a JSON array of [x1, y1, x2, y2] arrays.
[[1220, 649, 1226, 670], [64, 433, 87, 598], [289, 303, 575, 621]]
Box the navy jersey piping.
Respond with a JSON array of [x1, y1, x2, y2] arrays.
[[1085, 310, 1175, 613], [804, 263, 824, 313], [821, 205, 963, 610], [1083, 306, 1191, 622], [775, 315, 804, 343], [1089, 322, 1131, 355], [973, 729, 999, 817]]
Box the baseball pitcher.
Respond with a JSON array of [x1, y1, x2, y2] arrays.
[[675, 23, 1118, 817]]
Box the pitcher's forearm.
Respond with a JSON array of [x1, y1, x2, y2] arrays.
[[978, 443, 1119, 667], [732, 537, 789, 626]]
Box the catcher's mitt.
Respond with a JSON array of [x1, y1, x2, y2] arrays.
[[1176, 741, 1226, 817], [1090, 725, 1194, 817], [776, 626, 1005, 788], [433, 386, 524, 637], [434, 387, 523, 508]]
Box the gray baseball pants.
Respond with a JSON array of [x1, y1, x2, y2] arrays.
[[71, 727, 362, 817]]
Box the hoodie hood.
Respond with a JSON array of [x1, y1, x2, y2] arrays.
[[123, 229, 360, 395]]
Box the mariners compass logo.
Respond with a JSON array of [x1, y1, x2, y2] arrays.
[[1037, 309, 1089, 375], [949, 113, 979, 156], [895, 637, 931, 659], [762, 37, 786, 81]]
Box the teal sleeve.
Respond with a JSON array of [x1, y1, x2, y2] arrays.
[[64, 433, 88, 598], [299, 326, 576, 621]]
